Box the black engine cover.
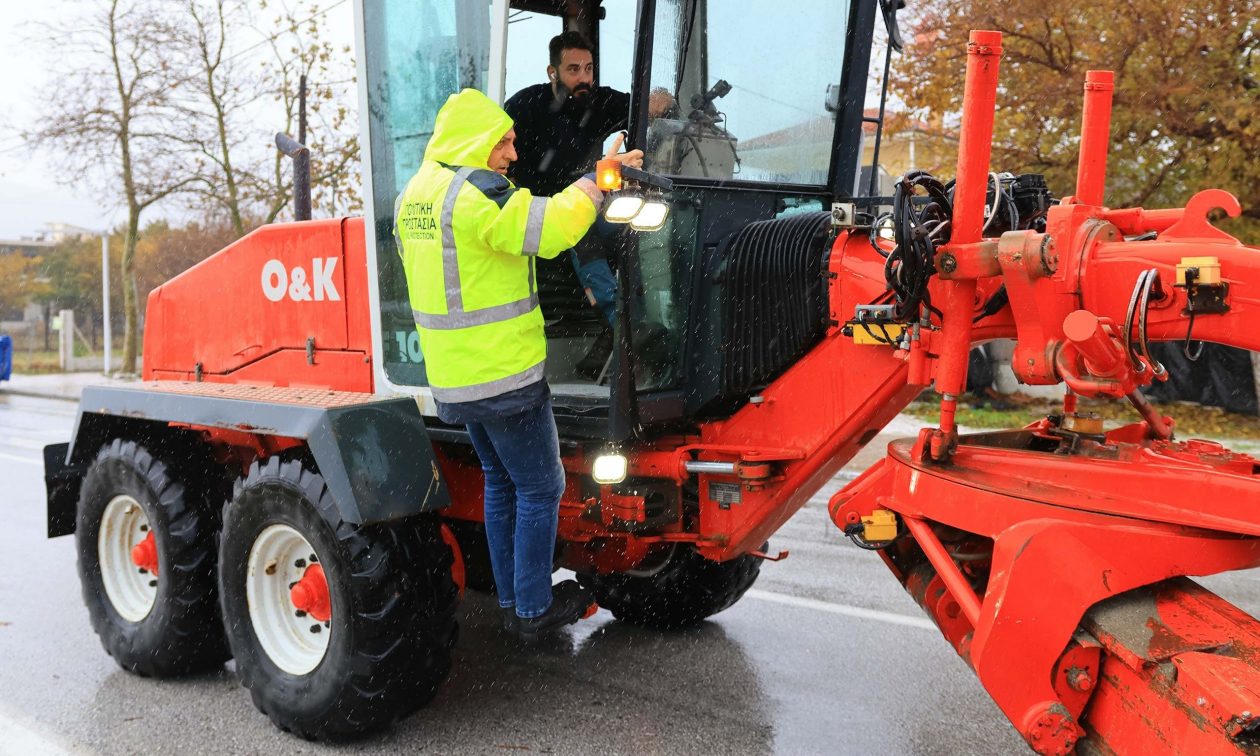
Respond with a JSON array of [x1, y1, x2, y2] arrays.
[[685, 211, 832, 417]]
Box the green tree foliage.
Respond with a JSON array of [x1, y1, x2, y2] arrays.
[[32, 233, 119, 349], [893, 0, 1259, 241], [0, 255, 43, 321]]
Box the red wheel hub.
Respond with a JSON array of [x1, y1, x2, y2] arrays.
[[289, 563, 331, 622], [130, 532, 159, 576]]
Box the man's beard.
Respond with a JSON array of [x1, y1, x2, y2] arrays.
[[557, 81, 592, 102]]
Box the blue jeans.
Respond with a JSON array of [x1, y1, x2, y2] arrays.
[[465, 398, 566, 618], [570, 250, 617, 327]]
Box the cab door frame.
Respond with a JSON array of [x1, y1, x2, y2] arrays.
[[354, 0, 510, 411]]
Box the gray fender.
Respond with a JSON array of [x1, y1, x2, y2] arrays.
[[50, 385, 450, 536]]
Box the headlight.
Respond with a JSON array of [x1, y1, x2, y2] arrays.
[[592, 453, 628, 485], [629, 199, 669, 231], [605, 193, 645, 223]]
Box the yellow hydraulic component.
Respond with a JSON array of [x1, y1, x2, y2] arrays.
[[852, 323, 908, 346], [862, 508, 899, 542], [1177, 256, 1221, 286], [1062, 412, 1104, 435]]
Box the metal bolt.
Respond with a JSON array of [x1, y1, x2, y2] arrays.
[[295, 610, 307, 618], [295, 558, 306, 568], [139, 524, 149, 532], [310, 625, 321, 634], [939, 254, 958, 274], [1067, 668, 1093, 692], [138, 568, 147, 574], [148, 579, 157, 587], [309, 553, 318, 563]]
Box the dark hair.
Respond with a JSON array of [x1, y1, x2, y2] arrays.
[[549, 31, 593, 69]]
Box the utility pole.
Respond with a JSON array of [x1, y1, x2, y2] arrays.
[[102, 234, 111, 374]]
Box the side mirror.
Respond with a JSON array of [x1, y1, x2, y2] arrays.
[[878, 0, 906, 53]]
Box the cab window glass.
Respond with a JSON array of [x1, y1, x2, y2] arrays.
[[646, 0, 851, 184], [363, 0, 490, 386]]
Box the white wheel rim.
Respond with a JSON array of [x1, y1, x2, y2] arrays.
[[98, 495, 158, 622], [246, 524, 330, 675]]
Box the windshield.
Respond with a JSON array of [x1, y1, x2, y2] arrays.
[[645, 0, 851, 184]]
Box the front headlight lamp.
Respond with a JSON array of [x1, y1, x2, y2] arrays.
[[591, 453, 628, 485]]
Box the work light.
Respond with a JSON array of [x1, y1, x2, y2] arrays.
[[592, 453, 628, 485], [605, 192, 646, 222], [629, 190, 669, 231]]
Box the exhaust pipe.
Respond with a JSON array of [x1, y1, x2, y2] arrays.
[[274, 132, 312, 222]]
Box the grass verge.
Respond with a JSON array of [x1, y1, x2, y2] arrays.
[[903, 393, 1260, 441]]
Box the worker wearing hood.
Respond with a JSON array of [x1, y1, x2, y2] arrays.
[[396, 88, 642, 636]]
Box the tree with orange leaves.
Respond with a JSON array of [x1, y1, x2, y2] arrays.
[[892, 0, 1258, 241]]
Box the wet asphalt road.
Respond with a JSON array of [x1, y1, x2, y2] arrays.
[[3, 392, 1259, 755]]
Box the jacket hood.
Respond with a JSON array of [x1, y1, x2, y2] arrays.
[[423, 88, 514, 169]]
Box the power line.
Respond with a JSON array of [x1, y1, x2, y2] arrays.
[[163, 0, 351, 92]]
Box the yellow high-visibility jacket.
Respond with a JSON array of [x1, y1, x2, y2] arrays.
[[396, 89, 604, 403]]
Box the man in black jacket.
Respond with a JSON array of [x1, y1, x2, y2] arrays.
[[505, 31, 631, 192], [505, 31, 629, 377]]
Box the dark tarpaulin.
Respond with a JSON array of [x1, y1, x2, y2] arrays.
[[1142, 343, 1258, 415]]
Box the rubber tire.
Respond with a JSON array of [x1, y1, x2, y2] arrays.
[[76, 439, 229, 677], [219, 457, 457, 740], [578, 545, 763, 630]]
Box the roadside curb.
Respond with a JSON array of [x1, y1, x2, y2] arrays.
[[0, 387, 81, 403]]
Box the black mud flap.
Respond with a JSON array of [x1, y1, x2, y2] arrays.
[[65, 386, 451, 529], [306, 401, 450, 523], [44, 442, 84, 538]]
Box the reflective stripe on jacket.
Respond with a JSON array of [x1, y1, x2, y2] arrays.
[[396, 88, 604, 403]]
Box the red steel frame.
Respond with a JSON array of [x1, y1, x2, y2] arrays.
[[823, 30, 1260, 755], [136, 26, 1260, 754]]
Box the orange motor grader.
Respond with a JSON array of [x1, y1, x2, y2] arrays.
[[43, 1, 1260, 752]]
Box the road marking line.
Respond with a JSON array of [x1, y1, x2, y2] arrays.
[[0, 709, 82, 756], [2, 436, 50, 450], [745, 589, 936, 630], [0, 451, 40, 466]]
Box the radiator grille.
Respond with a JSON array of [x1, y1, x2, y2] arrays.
[[720, 211, 832, 394]]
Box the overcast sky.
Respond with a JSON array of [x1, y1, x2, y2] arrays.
[[0, 1, 890, 241], [0, 2, 105, 239], [0, 0, 355, 241]]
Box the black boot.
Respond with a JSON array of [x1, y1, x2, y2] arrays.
[[574, 326, 614, 381], [514, 580, 595, 639], [500, 606, 518, 632]]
